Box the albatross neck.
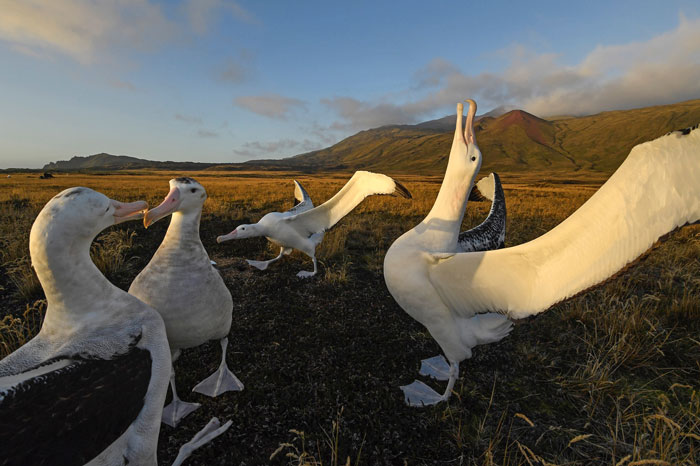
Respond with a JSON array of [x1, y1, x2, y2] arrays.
[[160, 210, 203, 251], [419, 159, 477, 250], [30, 230, 121, 314]]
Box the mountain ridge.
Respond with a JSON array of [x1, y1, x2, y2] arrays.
[[41, 99, 700, 175]]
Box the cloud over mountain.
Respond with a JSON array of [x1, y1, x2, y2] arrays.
[[234, 94, 307, 120], [323, 16, 700, 130]]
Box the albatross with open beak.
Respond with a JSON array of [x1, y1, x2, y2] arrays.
[[385, 100, 700, 407]]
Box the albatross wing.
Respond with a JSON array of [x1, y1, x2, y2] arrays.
[[457, 173, 506, 253], [427, 125, 700, 320], [286, 180, 314, 216], [284, 171, 411, 236], [0, 337, 152, 466]]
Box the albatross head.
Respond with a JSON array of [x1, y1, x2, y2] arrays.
[[216, 223, 261, 243], [143, 177, 207, 228], [449, 99, 482, 178], [31, 187, 147, 245]]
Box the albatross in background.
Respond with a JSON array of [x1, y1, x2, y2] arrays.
[[130, 177, 243, 428], [384, 99, 700, 406], [0, 188, 170, 465], [217, 171, 412, 278]]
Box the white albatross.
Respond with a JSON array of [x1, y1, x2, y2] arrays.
[[129, 177, 243, 428], [0, 187, 231, 465], [217, 171, 412, 278], [384, 101, 700, 406]]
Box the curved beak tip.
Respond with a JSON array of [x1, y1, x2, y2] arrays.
[[112, 200, 149, 224]]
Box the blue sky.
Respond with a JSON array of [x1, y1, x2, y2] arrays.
[[1, 1, 699, 168]]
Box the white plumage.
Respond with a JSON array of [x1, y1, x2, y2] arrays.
[[218, 171, 411, 278], [384, 101, 700, 406], [0, 187, 171, 465], [129, 177, 243, 428]]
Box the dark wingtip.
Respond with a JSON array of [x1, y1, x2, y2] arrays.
[[393, 180, 412, 199], [667, 124, 699, 136]]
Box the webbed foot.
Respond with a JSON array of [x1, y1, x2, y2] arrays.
[[246, 259, 270, 270], [192, 363, 244, 397], [171, 417, 233, 466], [400, 380, 446, 407], [419, 355, 451, 381], [162, 399, 201, 428]]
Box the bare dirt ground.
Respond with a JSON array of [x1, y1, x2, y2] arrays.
[[1, 172, 698, 465]]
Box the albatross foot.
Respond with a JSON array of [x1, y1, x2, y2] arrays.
[[419, 355, 451, 381], [192, 364, 244, 397], [246, 259, 270, 270], [296, 270, 316, 279], [171, 417, 233, 466], [162, 399, 201, 428], [400, 380, 446, 407]]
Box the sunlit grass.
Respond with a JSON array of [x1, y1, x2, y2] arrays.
[[0, 169, 697, 464]]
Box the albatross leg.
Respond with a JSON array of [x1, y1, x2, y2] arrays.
[[162, 370, 201, 427], [296, 255, 317, 278], [297, 233, 322, 278], [192, 337, 244, 397], [171, 417, 233, 466], [400, 360, 459, 407], [246, 247, 287, 271]]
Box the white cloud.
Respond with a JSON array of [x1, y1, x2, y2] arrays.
[[0, 0, 174, 64], [197, 129, 219, 138], [234, 94, 307, 119], [0, 0, 256, 64], [180, 0, 257, 34], [233, 138, 321, 159], [323, 15, 700, 130], [175, 113, 203, 125], [109, 79, 138, 92], [216, 49, 255, 84]]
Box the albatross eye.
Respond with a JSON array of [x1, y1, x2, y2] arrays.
[[471, 156, 476, 162], [191, 188, 197, 193]]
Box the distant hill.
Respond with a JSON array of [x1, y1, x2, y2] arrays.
[[43, 153, 218, 171], [251, 99, 700, 174], [41, 99, 700, 175]]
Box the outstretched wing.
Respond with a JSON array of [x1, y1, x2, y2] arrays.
[[0, 340, 152, 466], [426, 125, 700, 320], [284, 171, 411, 236], [457, 173, 506, 253], [286, 180, 314, 216]]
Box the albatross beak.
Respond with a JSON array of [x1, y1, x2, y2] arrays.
[[144, 187, 181, 228], [112, 200, 148, 224], [464, 99, 476, 145], [216, 230, 237, 243]]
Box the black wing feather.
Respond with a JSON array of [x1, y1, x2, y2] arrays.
[[458, 173, 507, 253], [0, 344, 152, 466]]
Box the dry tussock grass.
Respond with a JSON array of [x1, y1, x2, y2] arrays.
[[0, 171, 697, 464]]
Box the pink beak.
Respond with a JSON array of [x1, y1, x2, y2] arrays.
[[112, 199, 148, 224], [144, 187, 181, 228], [216, 230, 237, 243]]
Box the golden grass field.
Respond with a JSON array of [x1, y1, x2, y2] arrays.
[[0, 169, 698, 465]]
